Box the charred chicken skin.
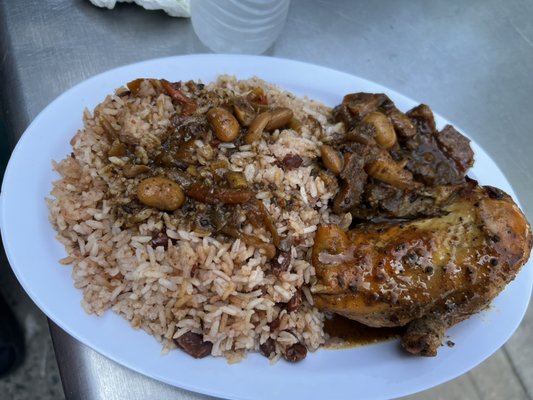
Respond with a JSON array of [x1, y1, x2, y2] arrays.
[[311, 182, 532, 356]]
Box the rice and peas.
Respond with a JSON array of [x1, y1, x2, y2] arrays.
[[47, 76, 348, 363]]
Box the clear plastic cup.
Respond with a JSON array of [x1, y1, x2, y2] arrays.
[[190, 0, 291, 54]]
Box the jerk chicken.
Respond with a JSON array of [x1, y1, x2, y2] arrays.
[[312, 92, 532, 356], [312, 182, 532, 356]]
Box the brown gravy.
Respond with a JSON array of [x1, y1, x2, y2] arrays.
[[324, 314, 405, 348]]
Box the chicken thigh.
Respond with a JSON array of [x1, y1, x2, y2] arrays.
[[311, 182, 532, 356]]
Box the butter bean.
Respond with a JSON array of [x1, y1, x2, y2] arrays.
[[363, 112, 397, 149], [365, 156, 415, 190], [320, 145, 344, 175], [233, 103, 255, 127], [244, 111, 272, 144], [288, 117, 302, 133], [207, 107, 240, 142], [136, 177, 185, 211], [265, 107, 293, 131]]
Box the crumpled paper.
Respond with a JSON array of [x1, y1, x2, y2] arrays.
[[89, 0, 190, 17]]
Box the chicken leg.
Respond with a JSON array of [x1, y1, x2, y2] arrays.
[[311, 182, 532, 356]]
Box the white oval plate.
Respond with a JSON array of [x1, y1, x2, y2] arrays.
[[1, 55, 531, 400]]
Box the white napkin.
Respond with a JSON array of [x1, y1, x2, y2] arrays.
[[89, 0, 191, 17]]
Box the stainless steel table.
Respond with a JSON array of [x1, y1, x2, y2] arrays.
[[1, 0, 532, 399]]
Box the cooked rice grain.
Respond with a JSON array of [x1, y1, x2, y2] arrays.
[[48, 76, 344, 362]]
